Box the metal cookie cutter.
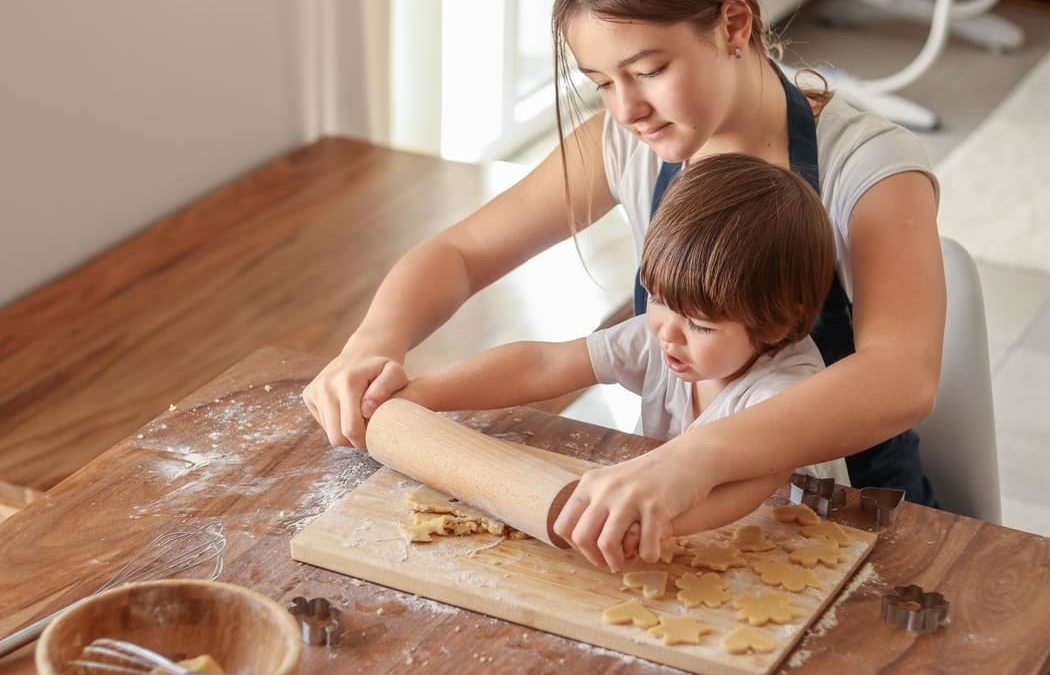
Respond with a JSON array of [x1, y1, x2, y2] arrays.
[[859, 486, 906, 529], [288, 596, 344, 646], [789, 473, 847, 517], [881, 584, 949, 633]]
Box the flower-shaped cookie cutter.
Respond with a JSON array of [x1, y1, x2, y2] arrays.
[[859, 486, 906, 529], [288, 596, 344, 646], [881, 584, 949, 633], [788, 473, 847, 517]]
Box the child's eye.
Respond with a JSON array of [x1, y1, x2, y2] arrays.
[[688, 321, 713, 334], [638, 66, 665, 79]]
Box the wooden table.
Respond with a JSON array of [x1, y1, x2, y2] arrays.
[[1, 347, 1048, 674]]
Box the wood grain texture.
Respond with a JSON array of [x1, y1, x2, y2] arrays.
[[290, 466, 877, 675], [0, 138, 630, 490], [0, 347, 1047, 675]]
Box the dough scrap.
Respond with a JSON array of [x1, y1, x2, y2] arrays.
[[602, 599, 659, 628], [788, 541, 844, 568], [732, 591, 797, 626], [732, 525, 776, 552], [772, 504, 821, 526], [751, 560, 823, 592], [675, 572, 729, 609], [401, 485, 530, 542], [689, 543, 748, 572], [659, 537, 690, 563], [721, 626, 776, 655], [800, 521, 852, 547], [623, 571, 669, 599], [648, 616, 714, 645]]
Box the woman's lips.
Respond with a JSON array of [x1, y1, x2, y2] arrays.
[[641, 123, 671, 141], [664, 352, 689, 373]]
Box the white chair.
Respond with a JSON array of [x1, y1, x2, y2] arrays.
[[915, 237, 1001, 523]]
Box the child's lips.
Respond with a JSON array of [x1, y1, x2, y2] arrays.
[[664, 352, 689, 373]]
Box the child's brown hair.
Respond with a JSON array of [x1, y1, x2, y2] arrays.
[[639, 153, 834, 352]]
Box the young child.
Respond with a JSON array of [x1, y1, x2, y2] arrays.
[[390, 152, 849, 551]]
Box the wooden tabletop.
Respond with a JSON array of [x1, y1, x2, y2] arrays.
[[1, 347, 1048, 674]]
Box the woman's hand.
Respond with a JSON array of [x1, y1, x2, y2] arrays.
[[553, 443, 717, 573], [302, 343, 409, 448]]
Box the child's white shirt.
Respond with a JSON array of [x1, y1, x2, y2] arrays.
[[586, 315, 851, 486]]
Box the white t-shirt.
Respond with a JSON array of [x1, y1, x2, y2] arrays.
[[601, 95, 941, 301], [586, 315, 851, 485]]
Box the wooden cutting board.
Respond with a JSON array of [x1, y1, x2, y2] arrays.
[[291, 451, 877, 675]]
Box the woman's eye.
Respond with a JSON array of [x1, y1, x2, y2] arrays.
[[638, 66, 665, 79], [595, 81, 612, 91]]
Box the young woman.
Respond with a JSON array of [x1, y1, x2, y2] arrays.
[[302, 0, 945, 572]]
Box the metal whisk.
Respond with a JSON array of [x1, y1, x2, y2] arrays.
[[0, 521, 226, 657], [69, 638, 191, 674]]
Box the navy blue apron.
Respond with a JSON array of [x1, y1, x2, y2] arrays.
[[633, 67, 937, 507]]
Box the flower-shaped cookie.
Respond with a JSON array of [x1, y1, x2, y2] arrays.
[[602, 599, 659, 628], [788, 540, 844, 568], [800, 521, 852, 547], [675, 572, 730, 608], [689, 543, 748, 572], [751, 560, 823, 592], [732, 591, 797, 626], [772, 503, 821, 526]]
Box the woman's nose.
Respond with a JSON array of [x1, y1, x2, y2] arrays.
[[612, 84, 650, 126]]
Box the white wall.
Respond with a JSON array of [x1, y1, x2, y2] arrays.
[[0, 0, 378, 307]]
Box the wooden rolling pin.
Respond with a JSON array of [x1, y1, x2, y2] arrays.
[[365, 399, 584, 547]]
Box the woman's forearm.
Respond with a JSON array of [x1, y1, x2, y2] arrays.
[[667, 344, 939, 486], [672, 471, 794, 535]]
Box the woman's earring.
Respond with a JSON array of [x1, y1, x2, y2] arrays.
[[734, 47, 743, 60]]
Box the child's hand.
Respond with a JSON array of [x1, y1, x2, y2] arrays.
[[553, 444, 715, 572], [361, 361, 410, 415]]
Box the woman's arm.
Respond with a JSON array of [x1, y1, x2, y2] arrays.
[[399, 339, 597, 412], [302, 114, 614, 447]]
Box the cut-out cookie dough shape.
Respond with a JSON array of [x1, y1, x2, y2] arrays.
[[659, 537, 690, 563], [788, 541, 845, 568], [732, 591, 797, 626], [722, 625, 777, 654], [772, 503, 821, 526], [648, 616, 714, 645], [732, 525, 776, 552], [602, 599, 659, 628], [675, 572, 730, 608], [623, 571, 669, 599], [751, 560, 823, 592], [800, 521, 852, 547], [689, 543, 748, 572]]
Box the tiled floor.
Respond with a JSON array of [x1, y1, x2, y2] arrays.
[[507, 3, 1050, 537]]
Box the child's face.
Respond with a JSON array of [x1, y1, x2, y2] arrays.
[[646, 297, 760, 384]]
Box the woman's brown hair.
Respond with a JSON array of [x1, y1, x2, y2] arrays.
[[639, 153, 834, 352]]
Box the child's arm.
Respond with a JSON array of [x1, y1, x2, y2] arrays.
[[399, 338, 597, 412]]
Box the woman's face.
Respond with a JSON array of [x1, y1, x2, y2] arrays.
[[567, 13, 737, 162]]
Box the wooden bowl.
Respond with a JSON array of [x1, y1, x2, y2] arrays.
[[36, 579, 301, 674]]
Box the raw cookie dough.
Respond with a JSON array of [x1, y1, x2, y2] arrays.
[[788, 541, 845, 568], [732, 591, 797, 626], [751, 560, 823, 592], [623, 571, 669, 599], [689, 543, 748, 572], [401, 485, 529, 542], [721, 626, 776, 655], [648, 616, 714, 645], [660, 537, 690, 563], [602, 599, 659, 628], [800, 521, 852, 547], [675, 572, 730, 609], [732, 525, 776, 552], [772, 504, 821, 526]]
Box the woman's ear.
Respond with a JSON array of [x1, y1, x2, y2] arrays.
[[720, 0, 755, 57]]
